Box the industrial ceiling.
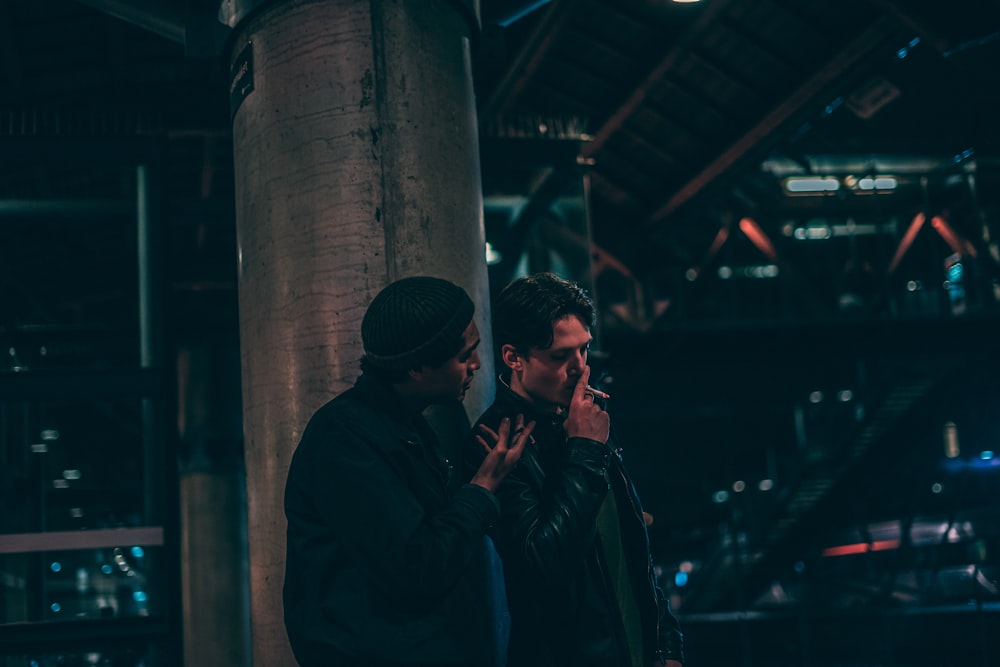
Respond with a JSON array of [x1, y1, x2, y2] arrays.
[[2, 1, 998, 664]]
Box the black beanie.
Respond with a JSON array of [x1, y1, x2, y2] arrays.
[[361, 276, 475, 371]]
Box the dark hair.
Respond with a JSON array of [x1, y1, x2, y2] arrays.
[[493, 272, 595, 353]]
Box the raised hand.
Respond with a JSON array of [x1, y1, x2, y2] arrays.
[[470, 414, 536, 492], [563, 366, 610, 444]]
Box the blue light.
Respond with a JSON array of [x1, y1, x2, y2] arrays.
[[942, 455, 1000, 472], [674, 571, 689, 587], [497, 0, 551, 26], [50, 602, 61, 613], [133, 590, 148, 603], [897, 47, 909, 59], [130, 546, 145, 558], [50, 561, 61, 573], [953, 147, 975, 163], [101, 564, 113, 575], [821, 97, 844, 117]]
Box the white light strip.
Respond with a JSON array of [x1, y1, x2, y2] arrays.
[[785, 177, 839, 193]]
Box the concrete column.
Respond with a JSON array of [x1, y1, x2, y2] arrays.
[[225, 1, 490, 664], [177, 344, 250, 667]]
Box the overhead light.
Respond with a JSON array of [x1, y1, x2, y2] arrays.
[[784, 176, 840, 194], [843, 175, 898, 193], [793, 225, 832, 240], [485, 242, 502, 265]]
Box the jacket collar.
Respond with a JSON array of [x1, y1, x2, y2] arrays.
[[494, 374, 567, 432], [353, 372, 425, 432]]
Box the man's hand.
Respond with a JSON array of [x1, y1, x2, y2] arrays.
[[562, 366, 610, 444], [470, 414, 535, 493]]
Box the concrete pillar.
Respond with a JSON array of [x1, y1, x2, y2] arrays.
[[177, 344, 250, 667], [224, 1, 490, 664]]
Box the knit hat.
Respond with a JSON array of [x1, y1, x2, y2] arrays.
[[361, 276, 475, 371]]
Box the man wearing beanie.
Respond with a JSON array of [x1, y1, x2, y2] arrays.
[[283, 276, 535, 667]]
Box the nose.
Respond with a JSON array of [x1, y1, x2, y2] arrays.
[[568, 350, 586, 374], [469, 348, 481, 372]]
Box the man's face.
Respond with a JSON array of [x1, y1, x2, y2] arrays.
[[506, 314, 591, 410], [415, 319, 482, 403]]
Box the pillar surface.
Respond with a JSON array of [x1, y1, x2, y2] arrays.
[[227, 1, 489, 664]]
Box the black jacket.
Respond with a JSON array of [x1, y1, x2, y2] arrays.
[[283, 373, 503, 667], [469, 380, 684, 667]]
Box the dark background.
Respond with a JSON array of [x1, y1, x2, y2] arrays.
[[2, 1, 999, 665]]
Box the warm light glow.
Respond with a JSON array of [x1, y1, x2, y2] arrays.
[[930, 216, 978, 257], [943, 421, 960, 458], [738, 217, 779, 261], [822, 539, 900, 557], [888, 213, 926, 275]]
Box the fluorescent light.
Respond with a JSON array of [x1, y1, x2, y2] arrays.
[[784, 177, 840, 193]]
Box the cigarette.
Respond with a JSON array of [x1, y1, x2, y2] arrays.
[[586, 385, 610, 400]]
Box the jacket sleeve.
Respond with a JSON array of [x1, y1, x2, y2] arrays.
[[491, 434, 612, 583], [285, 415, 500, 607], [654, 577, 685, 664]]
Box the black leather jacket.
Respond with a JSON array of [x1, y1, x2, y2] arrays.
[[469, 379, 684, 667], [284, 373, 503, 667]]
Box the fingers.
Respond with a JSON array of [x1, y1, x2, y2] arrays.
[[503, 418, 535, 469], [478, 414, 534, 468], [571, 365, 592, 405], [477, 422, 500, 445], [496, 416, 511, 442], [511, 420, 535, 455]]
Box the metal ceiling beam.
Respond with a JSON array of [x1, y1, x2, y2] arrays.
[[587, 170, 639, 209], [643, 18, 896, 229], [75, 0, 186, 44], [479, 0, 573, 121], [579, 0, 734, 160], [872, 0, 954, 55]]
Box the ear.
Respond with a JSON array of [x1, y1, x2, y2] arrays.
[[500, 344, 521, 371]]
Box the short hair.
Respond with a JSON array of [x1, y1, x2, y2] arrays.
[[493, 272, 596, 353]]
